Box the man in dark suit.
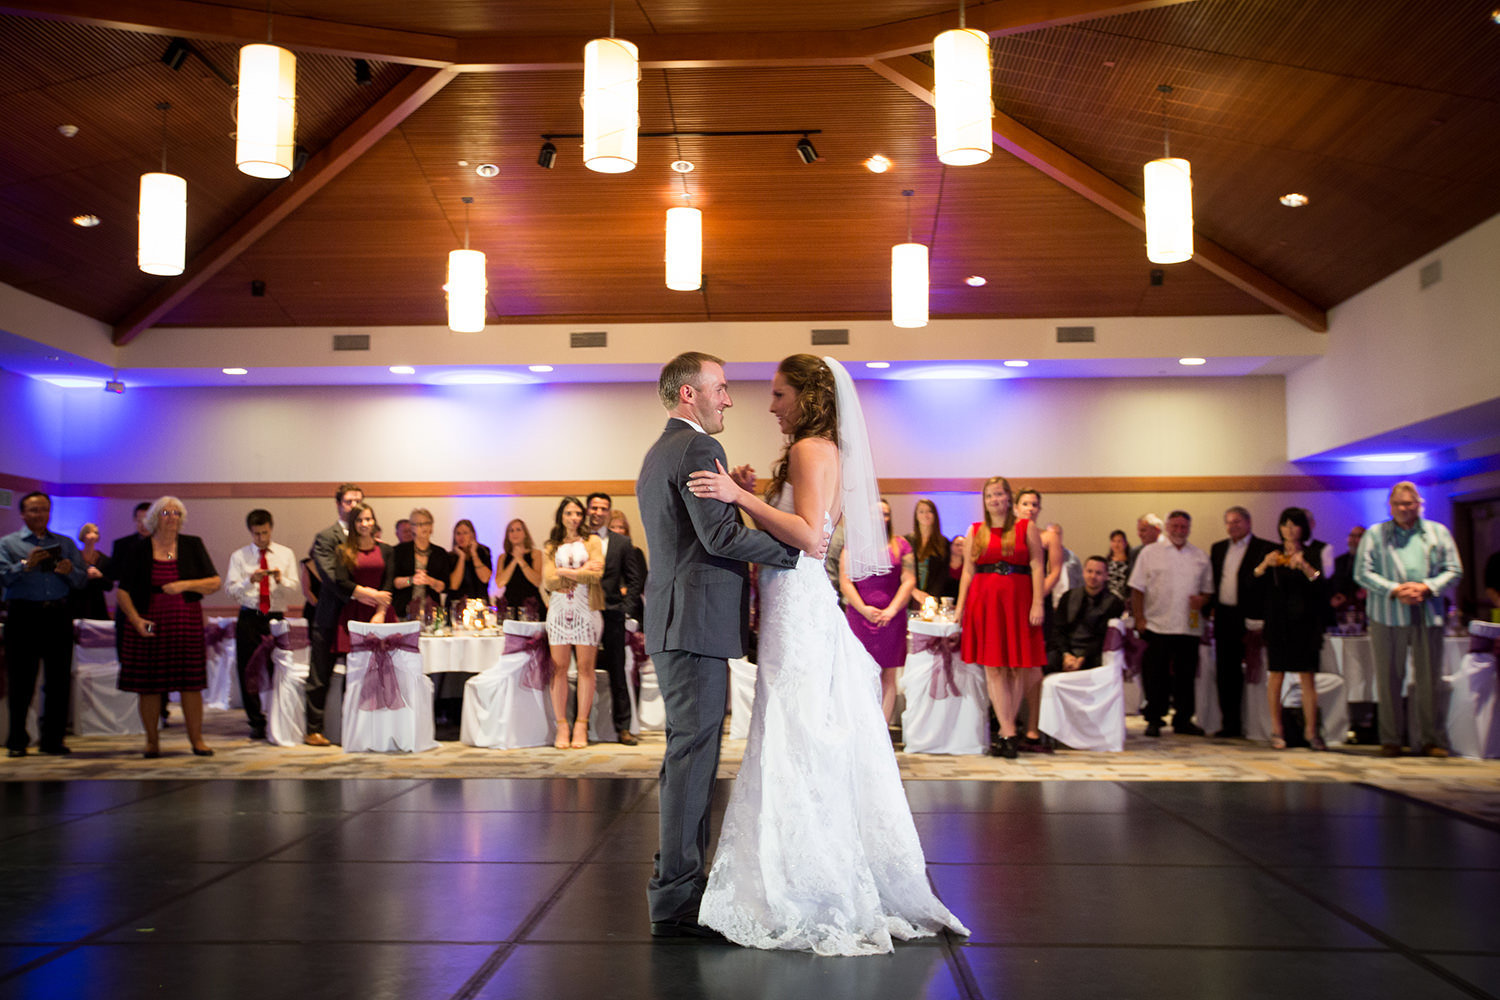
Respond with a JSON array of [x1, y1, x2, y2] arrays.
[[586, 491, 647, 745], [110, 502, 161, 722], [305, 482, 363, 746], [1049, 556, 1126, 674], [1208, 505, 1277, 738], [637, 351, 805, 939]]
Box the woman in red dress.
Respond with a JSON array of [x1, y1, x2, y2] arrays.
[[955, 477, 1045, 758], [333, 503, 395, 654]]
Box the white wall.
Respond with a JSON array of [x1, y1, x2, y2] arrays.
[[1286, 212, 1500, 460]]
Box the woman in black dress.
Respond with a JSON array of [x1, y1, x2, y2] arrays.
[[390, 507, 450, 620], [114, 497, 221, 758], [1253, 507, 1328, 750], [496, 518, 544, 618], [905, 498, 950, 611], [1105, 529, 1131, 601], [447, 518, 493, 606], [69, 522, 113, 620]]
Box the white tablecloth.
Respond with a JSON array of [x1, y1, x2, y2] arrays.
[[900, 620, 989, 755], [420, 632, 508, 674], [1445, 622, 1499, 759], [1322, 633, 1469, 702]]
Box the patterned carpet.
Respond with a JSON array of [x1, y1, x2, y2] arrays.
[[7, 707, 1500, 827]]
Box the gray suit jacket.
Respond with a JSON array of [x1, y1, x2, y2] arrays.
[[310, 522, 348, 630], [636, 418, 798, 659]]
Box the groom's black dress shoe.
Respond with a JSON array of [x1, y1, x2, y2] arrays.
[[650, 919, 728, 942]]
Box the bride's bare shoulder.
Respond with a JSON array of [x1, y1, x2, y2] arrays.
[[787, 436, 838, 464]]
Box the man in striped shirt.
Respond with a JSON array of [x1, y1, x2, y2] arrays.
[[1354, 481, 1463, 757]]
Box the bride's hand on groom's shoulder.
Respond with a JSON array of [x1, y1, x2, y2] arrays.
[[688, 459, 741, 504]]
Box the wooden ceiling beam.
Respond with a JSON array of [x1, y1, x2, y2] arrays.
[[111, 66, 457, 346], [860, 0, 1201, 59], [0, 0, 457, 65], [869, 55, 1328, 333]]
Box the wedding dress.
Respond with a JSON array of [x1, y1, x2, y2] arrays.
[[698, 489, 969, 956]]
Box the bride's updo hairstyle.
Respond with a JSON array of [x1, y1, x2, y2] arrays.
[[764, 353, 838, 503]]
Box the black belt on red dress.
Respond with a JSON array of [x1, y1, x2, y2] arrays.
[[974, 562, 1025, 575]]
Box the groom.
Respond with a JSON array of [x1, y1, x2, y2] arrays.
[[637, 352, 807, 938]]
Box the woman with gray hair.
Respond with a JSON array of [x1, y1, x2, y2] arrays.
[[115, 496, 221, 758]]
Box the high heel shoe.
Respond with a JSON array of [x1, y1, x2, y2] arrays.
[[554, 719, 570, 750], [1307, 733, 1328, 751], [1270, 735, 1287, 750], [142, 747, 161, 759], [570, 720, 589, 749], [191, 746, 214, 757]]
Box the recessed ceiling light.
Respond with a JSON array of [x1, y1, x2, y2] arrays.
[[964, 275, 987, 287], [528, 364, 554, 373], [1002, 359, 1028, 368], [670, 160, 695, 173], [864, 155, 892, 173], [389, 365, 416, 375], [865, 361, 890, 369], [57, 124, 79, 138], [1279, 192, 1309, 207], [71, 214, 101, 227], [1177, 357, 1206, 366], [475, 163, 499, 178], [222, 367, 248, 375], [457, 160, 469, 167]]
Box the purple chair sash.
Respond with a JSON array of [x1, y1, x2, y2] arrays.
[[625, 630, 646, 687], [909, 631, 962, 700], [1471, 634, 1495, 656], [505, 630, 553, 691], [204, 620, 235, 657], [1103, 627, 1147, 680], [1242, 629, 1266, 684], [74, 621, 115, 648], [244, 625, 310, 696], [350, 630, 419, 710]]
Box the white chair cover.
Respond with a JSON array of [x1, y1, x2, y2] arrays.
[[1443, 621, 1500, 759], [343, 621, 436, 753], [70, 619, 144, 736], [1241, 626, 1274, 742], [460, 619, 554, 749], [265, 619, 311, 747], [1039, 619, 1126, 752], [900, 621, 989, 755], [1192, 641, 1221, 735], [628, 619, 664, 731], [203, 616, 239, 710], [1280, 672, 1350, 745], [728, 657, 757, 740]]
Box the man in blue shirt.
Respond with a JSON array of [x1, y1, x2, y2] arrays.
[[1, 491, 87, 756]]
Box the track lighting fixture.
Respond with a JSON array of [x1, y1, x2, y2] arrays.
[[795, 135, 819, 163], [537, 141, 557, 169]]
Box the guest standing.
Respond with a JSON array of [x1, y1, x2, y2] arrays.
[[1015, 490, 1066, 750], [1208, 506, 1277, 739], [945, 533, 965, 600], [1355, 481, 1463, 757], [542, 497, 604, 749], [840, 498, 916, 723], [906, 498, 950, 611], [306, 483, 365, 747], [391, 508, 450, 620], [586, 493, 646, 744], [1128, 510, 1213, 738], [1, 492, 86, 757], [609, 510, 651, 614], [223, 509, 302, 740], [333, 503, 395, 654], [1105, 529, 1131, 601], [70, 522, 113, 621], [955, 477, 1046, 759], [447, 519, 492, 606], [496, 518, 545, 617], [114, 496, 221, 758], [1254, 508, 1329, 750]]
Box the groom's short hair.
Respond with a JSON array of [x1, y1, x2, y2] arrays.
[[658, 351, 725, 409]]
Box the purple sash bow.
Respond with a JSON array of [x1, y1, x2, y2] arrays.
[[505, 629, 553, 691], [74, 621, 115, 648], [244, 625, 310, 696], [625, 630, 647, 688], [350, 631, 419, 710], [1103, 627, 1147, 680], [909, 631, 962, 700], [1243, 629, 1266, 684], [204, 620, 235, 657]]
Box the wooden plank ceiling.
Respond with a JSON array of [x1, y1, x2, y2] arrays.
[[1, 0, 1498, 341]]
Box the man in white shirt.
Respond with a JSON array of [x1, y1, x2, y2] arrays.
[[225, 509, 303, 740], [1128, 510, 1213, 738]]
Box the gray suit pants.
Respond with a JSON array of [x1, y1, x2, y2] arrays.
[[1370, 619, 1445, 751], [647, 649, 727, 923]]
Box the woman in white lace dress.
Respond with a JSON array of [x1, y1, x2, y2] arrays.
[[687, 354, 968, 956], [542, 496, 604, 750]]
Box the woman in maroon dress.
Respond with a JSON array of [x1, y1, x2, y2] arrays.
[[839, 498, 916, 723], [333, 503, 395, 654], [115, 496, 221, 758], [954, 477, 1045, 758]]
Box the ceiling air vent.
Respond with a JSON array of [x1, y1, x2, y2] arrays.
[[1056, 325, 1095, 343], [570, 331, 607, 348], [0, 488, 12, 509], [811, 328, 849, 346], [1419, 259, 1442, 290], [332, 334, 370, 351]]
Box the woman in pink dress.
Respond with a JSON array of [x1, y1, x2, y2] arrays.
[[839, 498, 915, 722], [333, 503, 395, 654]]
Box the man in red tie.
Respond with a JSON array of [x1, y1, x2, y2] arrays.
[[225, 509, 302, 739]]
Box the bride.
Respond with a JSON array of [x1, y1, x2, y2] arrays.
[[686, 354, 968, 956]]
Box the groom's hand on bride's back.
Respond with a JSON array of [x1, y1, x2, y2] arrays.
[[805, 533, 829, 561]]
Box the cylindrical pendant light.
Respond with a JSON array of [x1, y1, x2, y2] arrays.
[[665, 205, 702, 291], [138, 171, 186, 276], [582, 36, 639, 173], [934, 25, 993, 166], [236, 42, 297, 178], [1144, 84, 1193, 264], [891, 242, 929, 328], [445, 197, 486, 333]]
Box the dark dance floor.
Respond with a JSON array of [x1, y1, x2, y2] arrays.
[[1, 778, 1497, 1000]]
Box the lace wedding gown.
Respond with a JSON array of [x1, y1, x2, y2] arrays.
[[698, 493, 969, 956]]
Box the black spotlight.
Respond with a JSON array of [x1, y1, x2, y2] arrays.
[[353, 59, 372, 86], [1149, 268, 1165, 287], [292, 145, 310, 172], [537, 141, 557, 169], [161, 37, 191, 71], [250, 280, 266, 297], [795, 135, 819, 163]]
